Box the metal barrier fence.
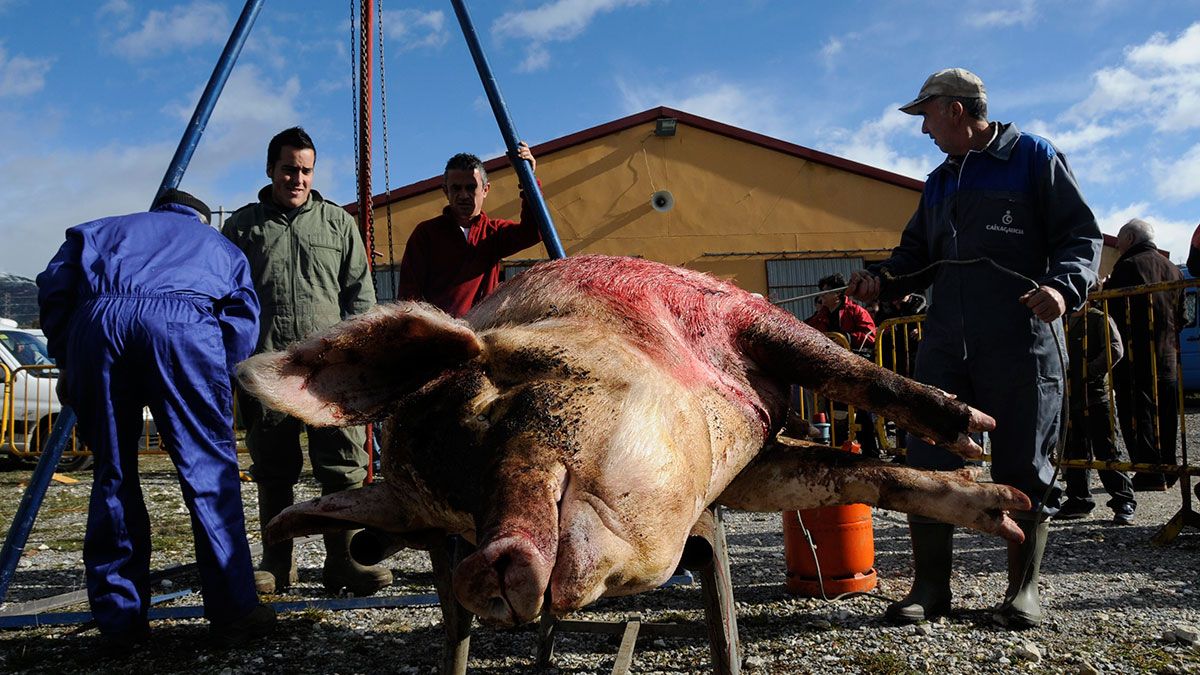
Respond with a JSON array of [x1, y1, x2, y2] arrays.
[[858, 279, 1199, 542], [791, 332, 871, 449], [1, 364, 170, 465]]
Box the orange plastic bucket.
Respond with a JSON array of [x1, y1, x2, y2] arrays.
[[782, 440, 877, 597]]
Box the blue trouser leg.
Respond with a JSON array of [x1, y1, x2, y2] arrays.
[[907, 335, 1063, 515], [242, 388, 368, 494], [72, 317, 151, 635], [147, 315, 257, 625]]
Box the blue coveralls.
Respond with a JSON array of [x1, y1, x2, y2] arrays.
[[871, 123, 1102, 514], [37, 203, 261, 635]]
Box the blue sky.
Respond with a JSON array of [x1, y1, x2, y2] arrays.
[[1, 0, 1198, 282]]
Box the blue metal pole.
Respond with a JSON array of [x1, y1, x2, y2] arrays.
[[0, 408, 77, 602], [449, 0, 566, 260], [154, 0, 267, 202]]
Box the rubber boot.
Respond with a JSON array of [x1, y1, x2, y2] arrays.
[[254, 482, 298, 594], [885, 519, 953, 623], [992, 517, 1049, 630], [322, 529, 393, 597]]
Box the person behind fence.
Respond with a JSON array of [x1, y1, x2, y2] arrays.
[[874, 292, 928, 377], [1059, 299, 1136, 524], [395, 142, 543, 317], [36, 189, 274, 649], [846, 67, 1101, 630], [805, 272, 880, 457], [222, 126, 390, 597], [1106, 218, 1184, 492]]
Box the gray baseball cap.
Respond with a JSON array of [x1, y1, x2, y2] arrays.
[[899, 68, 986, 114]]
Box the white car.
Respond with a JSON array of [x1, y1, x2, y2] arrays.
[[0, 318, 157, 471]]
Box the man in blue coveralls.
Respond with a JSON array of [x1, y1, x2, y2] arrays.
[[37, 189, 275, 649], [848, 68, 1101, 630]]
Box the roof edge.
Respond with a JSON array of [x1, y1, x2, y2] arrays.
[[349, 106, 927, 212]]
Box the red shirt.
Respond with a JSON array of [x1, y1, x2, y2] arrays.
[[805, 298, 876, 350], [396, 197, 541, 317]]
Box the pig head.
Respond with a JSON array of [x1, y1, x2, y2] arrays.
[[238, 255, 1028, 627]]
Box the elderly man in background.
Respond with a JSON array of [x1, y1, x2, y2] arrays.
[[1105, 218, 1184, 492]]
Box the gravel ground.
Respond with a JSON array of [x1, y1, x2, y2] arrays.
[[1, 416, 1199, 674]]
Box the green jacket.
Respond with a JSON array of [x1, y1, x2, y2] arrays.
[[222, 187, 375, 353]]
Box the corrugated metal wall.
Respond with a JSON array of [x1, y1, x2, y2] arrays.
[[767, 257, 864, 319]]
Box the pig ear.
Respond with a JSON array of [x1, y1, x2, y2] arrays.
[[237, 302, 483, 426]]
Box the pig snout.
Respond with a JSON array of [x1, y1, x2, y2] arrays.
[[453, 532, 554, 627]]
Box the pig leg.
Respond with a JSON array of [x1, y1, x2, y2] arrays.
[[717, 443, 1031, 542], [264, 483, 451, 545], [738, 310, 993, 458]]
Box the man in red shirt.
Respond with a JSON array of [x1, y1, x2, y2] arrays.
[[805, 273, 876, 352], [396, 142, 543, 316]]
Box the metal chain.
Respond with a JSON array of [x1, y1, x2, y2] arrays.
[[349, 0, 360, 201], [358, 0, 375, 269], [377, 0, 395, 274]]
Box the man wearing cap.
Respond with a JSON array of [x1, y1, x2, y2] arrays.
[[37, 189, 275, 648], [847, 68, 1101, 630]]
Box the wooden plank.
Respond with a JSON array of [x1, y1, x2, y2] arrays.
[[611, 617, 641, 675], [431, 536, 474, 675]]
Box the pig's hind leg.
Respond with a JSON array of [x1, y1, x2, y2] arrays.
[[737, 310, 993, 459], [717, 443, 1030, 542]]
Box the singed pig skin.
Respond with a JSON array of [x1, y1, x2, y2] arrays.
[[240, 255, 1019, 628]]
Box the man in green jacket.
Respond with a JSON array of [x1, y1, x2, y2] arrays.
[[223, 126, 391, 597]]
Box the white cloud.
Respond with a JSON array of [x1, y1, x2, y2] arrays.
[[1094, 202, 1195, 261], [964, 0, 1037, 29], [1024, 118, 1125, 155], [519, 45, 551, 73], [166, 64, 304, 184], [821, 106, 939, 180], [97, 0, 132, 19], [616, 74, 796, 140], [1069, 23, 1200, 133], [0, 66, 306, 279], [1126, 22, 1200, 69], [382, 9, 448, 51], [1152, 143, 1200, 202], [493, 0, 655, 72], [0, 139, 176, 279], [0, 43, 52, 97], [112, 1, 228, 59], [820, 37, 843, 70], [1040, 22, 1200, 229]]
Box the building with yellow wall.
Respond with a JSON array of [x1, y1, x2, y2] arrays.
[[359, 106, 1119, 316]]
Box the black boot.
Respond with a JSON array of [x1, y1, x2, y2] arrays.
[[992, 517, 1048, 629], [885, 518, 953, 623], [322, 529, 393, 597], [254, 482, 298, 594]]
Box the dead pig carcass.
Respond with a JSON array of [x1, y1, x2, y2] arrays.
[[238, 254, 1028, 627]]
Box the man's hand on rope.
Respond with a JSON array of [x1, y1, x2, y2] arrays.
[[846, 270, 880, 303], [1020, 285, 1067, 323]]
